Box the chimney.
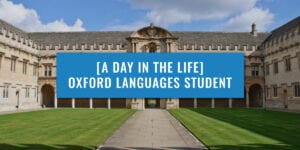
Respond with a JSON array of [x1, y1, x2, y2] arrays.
[[251, 23, 257, 36]]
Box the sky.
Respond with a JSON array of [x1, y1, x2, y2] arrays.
[[0, 0, 299, 32]]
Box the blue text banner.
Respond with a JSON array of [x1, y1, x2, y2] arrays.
[[56, 52, 244, 98]]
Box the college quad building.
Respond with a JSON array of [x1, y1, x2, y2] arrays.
[[0, 16, 300, 111]]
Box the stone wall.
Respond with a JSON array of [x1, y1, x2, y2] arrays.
[[0, 29, 40, 111], [264, 26, 300, 110]]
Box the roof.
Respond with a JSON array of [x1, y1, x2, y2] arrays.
[[264, 16, 300, 43], [0, 20, 28, 38], [28, 32, 132, 45], [0, 18, 269, 47], [172, 32, 269, 46], [27, 31, 269, 47], [272, 16, 300, 36]]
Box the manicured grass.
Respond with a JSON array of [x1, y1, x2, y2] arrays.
[[169, 108, 300, 150], [0, 108, 136, 150]]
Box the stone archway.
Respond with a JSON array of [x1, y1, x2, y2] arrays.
[[249, 84, 263, 107], [41, 84, 55, 107], [148, 42, 157, 53], [145, 98, 160, 108]]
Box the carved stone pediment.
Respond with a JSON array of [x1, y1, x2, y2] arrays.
[[129, 24, 176, 39]]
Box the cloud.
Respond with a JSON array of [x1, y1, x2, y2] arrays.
[[129, 0, 257, 26], [0, 0, 85, 32], [103, 21, 148, 31], [224, 7, 274, 32], [125, 0, 274, 31]]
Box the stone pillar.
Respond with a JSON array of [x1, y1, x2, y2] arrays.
[[211, 98, 215, 108], [229, 98, 232, 108], [131, 98, 142, 110], [38, 90, 42, 106], [54, 93, 57, 108], [89, 98, 93, 109], [142, 98, 145, 110], [246, 91, 249, 108], [132, 43, 134, 52], [108, 98, 111, 109], [167, 98, 179, 109], [72, 98, 75, 108], [193, 98, 197, 108], [167, 42, 170, 52]]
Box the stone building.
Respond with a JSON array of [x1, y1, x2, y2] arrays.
[[0, 16, 299, 111], [262, 18, 300, 110]]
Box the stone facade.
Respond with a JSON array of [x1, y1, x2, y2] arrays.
[[262, 18, 300, 111], [0, 16, 299, 111], [0, 22, 40, 111]]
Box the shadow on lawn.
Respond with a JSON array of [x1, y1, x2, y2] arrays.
[[188, 108, 300, 150], [0, 143, 95, 150]]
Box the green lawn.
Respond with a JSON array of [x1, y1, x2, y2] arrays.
[[169, 108, 300, 150], [0, 108, 136, 150]]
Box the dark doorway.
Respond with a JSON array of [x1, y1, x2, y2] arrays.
[[111, 98, 127, 108], [148, 42, 157, 53], [249, 84, 263, 107], [283, 90, 288, 108], [145, 98, 160, 108], [41, 84, 55, 107], [179, 98, 194, 108]]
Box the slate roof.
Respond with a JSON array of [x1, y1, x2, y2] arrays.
[[172, 32, 269, 46], [2, 16, 300, 47], [0, 20, 28, 38], [28, 32, 132, 45], [272, 16, 300, 37], [7, 17, 300, 48], [264, 16, 300, 43], [26, 31, 270, 47]]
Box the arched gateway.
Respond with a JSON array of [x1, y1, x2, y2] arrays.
[[127, 24, 178, 109], [249, 84, 263, 107], [41, 84, 55, 107]]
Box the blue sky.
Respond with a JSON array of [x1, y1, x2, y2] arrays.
[[0, 0, 299, 32]]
